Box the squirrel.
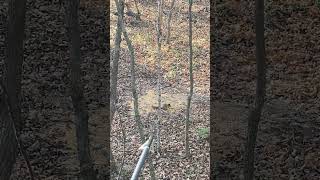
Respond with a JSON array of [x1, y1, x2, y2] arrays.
[[151, 103, 171, 111]]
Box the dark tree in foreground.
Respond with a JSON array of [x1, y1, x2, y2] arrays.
[[66, 0, 97, 179], [244, 0, 266, 179], [0, 0, 27, 179]]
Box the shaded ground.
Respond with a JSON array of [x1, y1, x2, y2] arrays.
[[212, 0, 320, 179], [1, 0, 108, 179]]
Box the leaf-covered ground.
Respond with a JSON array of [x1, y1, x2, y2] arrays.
[[212, 0, 320, 179], [0, 0, 209, 179], [110, 0, 210, 179], [1, 0, 109, 179]]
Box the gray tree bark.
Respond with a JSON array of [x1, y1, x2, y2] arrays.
[[66, 0, 97, 179], [244, 0, 266, 179], [210, 0, 218, 178], [0, 0, 27, 179], [185, 0, 193, 158], [111, 0, 124, 128], [156, 0, 163, 154], [114, 0, 156, 179], [165, 0, 176, 44], [110, 0, 124, 174]]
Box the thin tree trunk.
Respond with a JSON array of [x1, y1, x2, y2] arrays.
[[110, 0, 124, 174], [212, 0, 220, 98], [133, 0, 141, 17], [210, 0, 218, 178], [165, 0, 176, 44], [0, 0, 27, 179], [185, 0, 193, 158], [111, 0, 124, 126], [114, 0, 156, 179], [244, 0, 266, 179], [155, 0, 163, 154], [66, 1, 96, 179], [116, 107, 127, 180], [103, 0, 111, 178]]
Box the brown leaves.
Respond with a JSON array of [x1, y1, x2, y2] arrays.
[[215, 0, 320, 179]]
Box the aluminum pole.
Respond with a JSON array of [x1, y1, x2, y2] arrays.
[[130, 135, 153, 180]]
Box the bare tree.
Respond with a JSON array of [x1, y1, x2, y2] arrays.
[[165, 0, 176, 44], [104, 1, 111, 178], [111, 0, 124, 127], [211, 0, 219, 178], [132, 0, 141, 19], [212, 0, 220, 97], [115, 0, 144, 143], [185, 0, 194, 157], [123, 0, 141, 20], [65, 0, 97, 179], [110, 0, 124, 173], [243, 0, 266, 179], [155, 0, 163, 154], [0, 0, 27, 179], [116, 104, 127, 180], [114, 0, 156, 179]]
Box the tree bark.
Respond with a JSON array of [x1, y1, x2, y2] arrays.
[[165, 0, 176, 44], [212, 0, 220, 98], [114, 0, 156, 179], [111, 0, 124, 131], [103, 0, 111, 178], [243, 0, 266, 179], [210, 0, 220, 178], [115, 0, 145, 144], [0, 91, 18, 180], [185, 0, 193, 158], [0, 0, 27, 179], [66, 0, 96, 179], [156, 0, 163, 154], [110, 0, 124, 174]]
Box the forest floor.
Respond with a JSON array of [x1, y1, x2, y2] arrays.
[[0, 0, 210, 179], [110, 0, 210, 179], [1, 0, 319, 180], [1, 0, 109, 179], [212, 0, 320, 179]]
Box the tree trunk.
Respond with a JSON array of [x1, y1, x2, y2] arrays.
[[133, 0, 141, 18], [115, 0, 145, 143], [111, 0, 124, 127], [210, 0, 217, 178], [0, 0, 27, 179], [165, 0, 176, 44], [103, 0, 111, 178], [156, 0, 163, 154], [212, 0, 220, 98], [114, 0, 156, 179], [185, 0, 193, 158], [66, 1, 96, 179], [110, 0, 124, 174], [0, 92, 18, 179], [243, 0, 266, 179]]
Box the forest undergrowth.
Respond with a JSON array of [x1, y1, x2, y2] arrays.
[[212, 1, 320, 179]]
